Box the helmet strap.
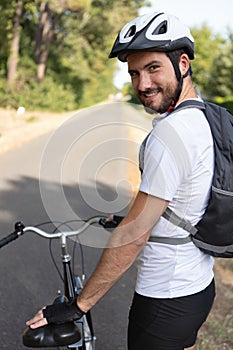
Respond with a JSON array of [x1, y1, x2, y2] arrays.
[[166, 52, 181, 81], [166, 52, 191, 113]]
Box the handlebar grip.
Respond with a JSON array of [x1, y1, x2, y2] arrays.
[[99, 215, 124, 229], [99, 219, 118, 229], [0, 232, 19, 248], [0, 222, 25, 249]]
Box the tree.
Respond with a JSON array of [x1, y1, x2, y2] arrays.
[[191, 24, 225, 97], [7, 0, 24, 87], [0, 0, 150, 111], [208, 30, 233, 97], [35, 2, 58, 83], [42, 0, 150, 106]]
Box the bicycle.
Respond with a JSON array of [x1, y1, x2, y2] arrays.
[[0, 216, 116, 349]]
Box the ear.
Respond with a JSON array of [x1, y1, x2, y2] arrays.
[[179, 54, 190, 76]]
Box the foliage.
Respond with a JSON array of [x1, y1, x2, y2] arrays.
[[208, 30, 233, 97], [0, 3, 233, 112], [122, 82, 140, 105], [0, 0, 149, 111], [0, 76, 77, 112], [191, 25, 226, 96]]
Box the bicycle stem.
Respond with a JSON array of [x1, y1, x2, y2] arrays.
[[60, 234, 76, 301], [60, 234, 70, 261]]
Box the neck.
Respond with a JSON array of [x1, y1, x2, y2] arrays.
[[177, 78, 197, 104]]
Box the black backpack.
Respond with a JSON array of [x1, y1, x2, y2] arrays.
[[147, 100, 233, 258]]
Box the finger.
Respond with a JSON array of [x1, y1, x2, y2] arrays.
[[107, 214, 114, 222], [29, 318, 48, 329], [26, 308, 46, 326]]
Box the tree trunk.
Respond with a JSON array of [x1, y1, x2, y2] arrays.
[[35, 2, 56, 83], [7, 0, 24, 87]]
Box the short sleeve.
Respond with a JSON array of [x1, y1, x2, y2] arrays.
[[139, 119, 192, 200]]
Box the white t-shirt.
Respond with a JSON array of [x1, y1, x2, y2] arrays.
[[136, 100, 215, 298]]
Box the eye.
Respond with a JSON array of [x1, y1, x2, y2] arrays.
[[128, 70, 138, 78], [148, 65, 159, 72]]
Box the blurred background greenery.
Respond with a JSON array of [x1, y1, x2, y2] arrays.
[[1, 0, 233, 112]]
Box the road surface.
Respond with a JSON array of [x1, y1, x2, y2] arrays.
[[0, 102, 151, 350]]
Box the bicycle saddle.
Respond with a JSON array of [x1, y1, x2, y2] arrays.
[[23, 321, 81, 347], [22, 296, 81, 347]]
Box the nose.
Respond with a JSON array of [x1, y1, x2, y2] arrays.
[[137, 72, 152, 91]]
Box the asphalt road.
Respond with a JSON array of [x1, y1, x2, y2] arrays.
[[0, 102, 151, 350]]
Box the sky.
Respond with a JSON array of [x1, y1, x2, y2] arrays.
[[114, 0, 233, 89]]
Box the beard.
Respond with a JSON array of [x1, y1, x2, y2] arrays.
[[138, 82, 179, 114]]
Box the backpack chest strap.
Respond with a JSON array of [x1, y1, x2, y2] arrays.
[[148, 208, 197, 245], [148, 235, 192, 245]]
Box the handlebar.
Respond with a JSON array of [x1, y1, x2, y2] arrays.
[[0, 215, 124, 249], [24, 216, 107, 239], [0, 217, 107, 249]]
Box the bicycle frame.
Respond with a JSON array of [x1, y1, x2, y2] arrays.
[[0, 216, 108, 349]]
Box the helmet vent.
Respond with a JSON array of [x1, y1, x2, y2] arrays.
[[152, 20, 167, 35], [124, 25, 136, 38]]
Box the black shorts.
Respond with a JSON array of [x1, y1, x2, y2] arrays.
[[128, 279, 215, 350]]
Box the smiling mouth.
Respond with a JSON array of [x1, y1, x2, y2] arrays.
[[140, 88, 161, 98]]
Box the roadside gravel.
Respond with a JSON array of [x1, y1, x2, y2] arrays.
[[0, 108, 73, 155]]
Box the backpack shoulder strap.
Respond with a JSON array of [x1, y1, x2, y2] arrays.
[[149, 100, 206, 244], [160, 100, 205, 236], [174, 99, 206, 113], [162, 207, 198, 235]]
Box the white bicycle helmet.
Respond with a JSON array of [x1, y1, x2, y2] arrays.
[[109, 12, 195, 112], [109, 12, 194, 61]]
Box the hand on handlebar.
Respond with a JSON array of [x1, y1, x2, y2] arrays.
[[99, 215, 124, 229], [26, 299, 84, 329]]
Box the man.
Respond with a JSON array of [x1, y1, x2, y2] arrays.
[[27, 12, 215, 350]]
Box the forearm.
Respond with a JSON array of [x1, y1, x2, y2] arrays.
[[77, 224, 148, 312]]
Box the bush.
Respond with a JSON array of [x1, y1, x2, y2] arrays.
[[0, 77, 79, 112]]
